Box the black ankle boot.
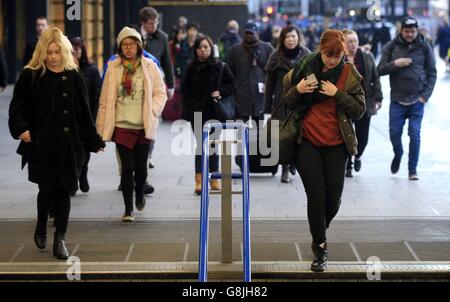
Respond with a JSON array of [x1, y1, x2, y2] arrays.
[[53, 233, 69, 260], [289, 164, 296, 176], [79, 173, 90, 193], [34, 221, 47, 249], [135, 189, 146, 212], [310, 242, 328, 272]]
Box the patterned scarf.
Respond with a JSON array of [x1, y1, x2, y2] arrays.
[[121, 58, 141, 96], [291, 52, 344, 103]]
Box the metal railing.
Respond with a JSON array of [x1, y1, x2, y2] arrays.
[[198, 122, 251, 282]]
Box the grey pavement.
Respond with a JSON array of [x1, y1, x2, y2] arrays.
[[1, 219, 450, 262], [0, 54, 450, 221], [0, 220, 449, 281]]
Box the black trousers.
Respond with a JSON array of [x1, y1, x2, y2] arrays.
[[295, 139, 348, 244], [347, 112, 371, 170], [80, 148, 90, 181], [191, 122, 219, 174], [37, 185, 71, 234], [116, 143, 150, 210], [148, 139, 155, 158]]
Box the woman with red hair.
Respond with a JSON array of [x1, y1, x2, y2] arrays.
[[282, 29, 366, 272]]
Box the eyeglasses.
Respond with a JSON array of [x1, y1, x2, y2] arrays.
[[121, 42, 137, 49], [145, 18, 159, 26]]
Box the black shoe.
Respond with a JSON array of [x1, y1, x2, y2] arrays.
[[135, 193, 146, 212], [289, 164, 296, 176], [143, 182, 155, 195], [53, 233, 69, 260], [354, 158, 361, 172], [79, 175, 90, 193], [34, 221, 47, 250], [345, 168, 353, 178], [148, 159, 155, 169], [409, 173, 419, 181], [391, 156, 401, 174], [310, 242, 328, 272]]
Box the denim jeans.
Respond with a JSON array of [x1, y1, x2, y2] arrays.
[[389, 101, 424, 174]]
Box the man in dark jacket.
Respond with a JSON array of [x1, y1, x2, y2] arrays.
[[139, 7, 175, 99], [343, 29, 383, 177], [0, 44, 7, 93], [377, 17, 436, 180], [139, 6, 175, 169], [227, 22, 274, 120], [23, 17, 49, 67], [217, 20, 241, 61]]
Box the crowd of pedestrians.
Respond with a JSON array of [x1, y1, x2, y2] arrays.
[[5, 7, 442, 272]]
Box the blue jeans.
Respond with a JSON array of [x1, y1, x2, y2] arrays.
[[389, 101, 424, 174]]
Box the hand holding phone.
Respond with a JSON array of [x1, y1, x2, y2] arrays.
[[305, 73, 318, 86], [297, 74, 319, 94]]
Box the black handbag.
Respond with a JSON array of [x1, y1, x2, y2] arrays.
[[213, 62, 236, 121], [265, 96, 300, 165]]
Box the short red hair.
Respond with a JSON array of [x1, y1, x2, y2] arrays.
[[318, 29, 346, 58]]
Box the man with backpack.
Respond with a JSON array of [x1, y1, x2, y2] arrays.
[[377, 17, 436, 180]]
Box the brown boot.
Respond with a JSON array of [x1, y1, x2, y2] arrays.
[[210, 179, 221, 191], [194, 173, 202, 195]]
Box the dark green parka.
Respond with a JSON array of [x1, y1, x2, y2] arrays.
[[282, 53, 366, 155]]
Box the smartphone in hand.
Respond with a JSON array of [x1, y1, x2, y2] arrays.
[[305, 73, 318, 86]]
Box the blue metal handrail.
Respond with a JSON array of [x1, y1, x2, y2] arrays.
[[198, 122, 252, 282]]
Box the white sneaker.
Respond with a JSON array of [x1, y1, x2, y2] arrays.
[[122, 213, 135, 222]]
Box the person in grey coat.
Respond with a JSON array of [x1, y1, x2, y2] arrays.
[[227, 22, 274, 121], [264, 25, 310, 183], [342, 29, 383, 178], [139, 6, 175, 169], [377, 17, 436, 180]]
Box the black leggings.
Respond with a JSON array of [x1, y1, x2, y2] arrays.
[[295, 140, 348, 245], [347, 112, 371, 169], [191, 122, 219, 174], [37, 185, 71, 234], [80, 148, 90, 180], [116, 143, 149, 210]]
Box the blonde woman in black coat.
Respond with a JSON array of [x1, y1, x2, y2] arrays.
[[8, 28, 105, 260]]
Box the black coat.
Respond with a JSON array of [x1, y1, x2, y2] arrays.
[[264, 47, 310, 120], [0, 45, 7, 88], [226, 41, 274, 118], [354, 48, 383, 116], [143, 29, 175, 89], [8, 68, 105, 191], [181, 59, 236, 123], [23, 36, 39, 67], [80, 63, 102, 120]]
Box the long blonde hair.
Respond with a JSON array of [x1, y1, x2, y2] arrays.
[[25, 27, 78, 74]]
